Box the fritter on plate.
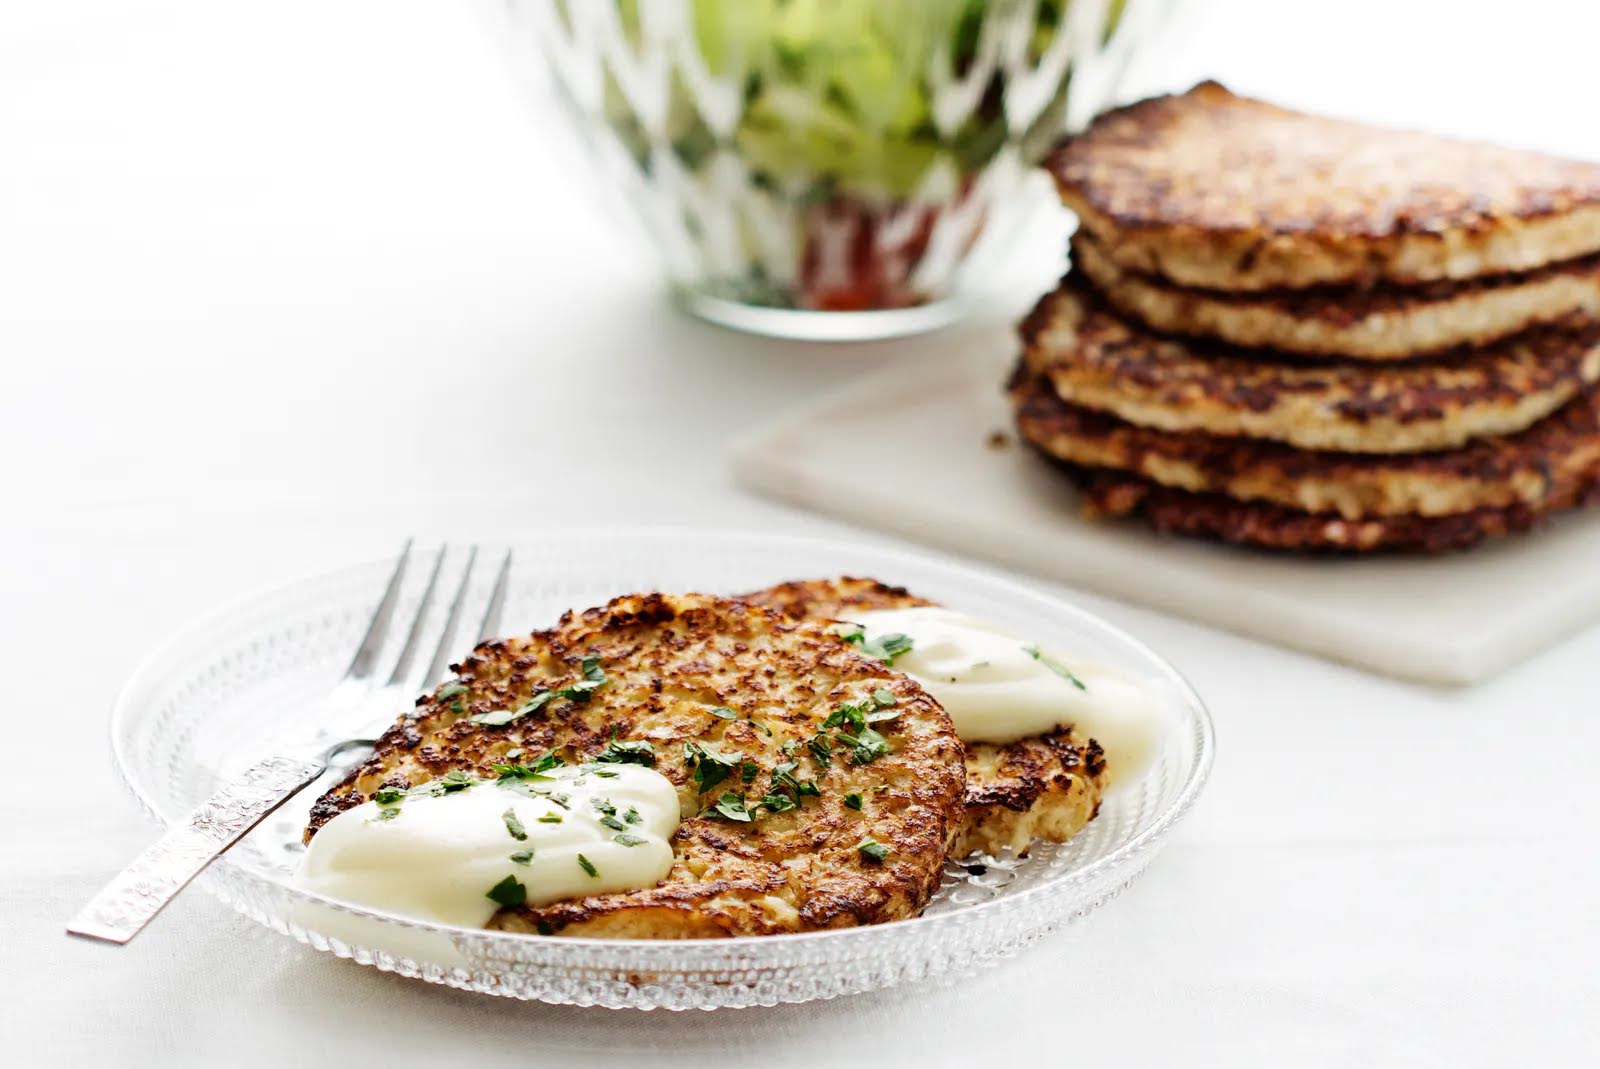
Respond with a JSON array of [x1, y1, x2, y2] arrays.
[[741, 577, 1107, 858], [307, 592, 966, 937], [1046, 81, 1600, 291]]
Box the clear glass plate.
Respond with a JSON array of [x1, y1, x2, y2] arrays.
[[110, 529, 1213, 1010]]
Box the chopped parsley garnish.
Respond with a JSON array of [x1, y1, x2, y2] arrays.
[[683, 741, 740, 792], [832, 624, 914, 666], [808, 733, 833, 769], [871, 687, 896, 708], [470, 690, 556, 727], [755, 792, 797, 814], [770, 761, 805, 795], [818, 696, 893, 765], [780, 739, 800, 758], [593, 738, 656, 766], [537, 812, 563, 824], [372, 787, 406, 805], [555, 656, 607, 702], [494, 750, 565, 780], [707, 791, 753, 822], [707, 705, 738, 720], [509, 850, 533, 865], [576, 854, 598, 878], [613, 833, 648, 847], [855, 837, 890, 863], [470, 660, 607, 727], [740, 759, 760, 784], [622, 806, 641, 825], [374, 806, 401, 822], [748, 719, 773, 737], [599, 814, 626, 831], [486, 874, 527, 907], [437, 682, 468, 701], [844, 793, 863, 810], [590, 796, 617, 816], [837, 725, 889, 765], [438, 770, 475, 793], [1023, 645, 1088, 691], [502, 808, 528, 841]]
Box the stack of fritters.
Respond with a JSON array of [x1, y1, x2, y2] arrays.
[[1014, 81, 1600, 551]]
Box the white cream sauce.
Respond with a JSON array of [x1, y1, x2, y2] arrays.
[[295, 763, 679, 928], [851, 607, 1163, 778]]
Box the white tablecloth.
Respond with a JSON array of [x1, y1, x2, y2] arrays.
[[5, 2, 1596, 1066]]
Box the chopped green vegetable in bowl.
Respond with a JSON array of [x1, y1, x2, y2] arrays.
[[506, 0, 1164, 335]]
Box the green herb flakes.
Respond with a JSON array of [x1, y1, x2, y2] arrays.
[[509, 850, 533, 865], [1023, 645, 1088, 691], [613, 833, 648, 847], [502, 808, 528, 841], [577, 854, 598, 878], [486, 874, 527, 908], [855, 837, 889, 863], [708, 792, 753, 822], [683, 741, 740, 793], [844, 793, 863, 811], [594, 738, 657, 766]]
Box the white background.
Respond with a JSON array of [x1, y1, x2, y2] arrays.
[[4, 1, 1598, 1066]]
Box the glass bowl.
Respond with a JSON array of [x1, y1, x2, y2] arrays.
[[489, 0, 1178, 339], [109, 528, 1213, 1010]]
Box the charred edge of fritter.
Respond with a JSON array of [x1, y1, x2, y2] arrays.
[[1056, 461, 1600, 554], [739, 576, 935, 621], [1024, 278, 1600, 424], [1009, 365, 1600, 489], [964, 730, 1107, 813], [1070, 232, 1600, 315]]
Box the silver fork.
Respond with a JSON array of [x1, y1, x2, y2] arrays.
[[66, 542, 512, 945]]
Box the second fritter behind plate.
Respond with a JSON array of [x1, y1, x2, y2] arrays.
[[742, 578, 1108, 858]]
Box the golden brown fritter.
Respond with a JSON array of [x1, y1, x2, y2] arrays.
[[741, 577, 1107, 858], [307, 592, 967, 937], [1020, 277, 1600, 454], [1010, 366, 1600, 520], [1071, 232, 1600, 360], [1047, 81, 1600, 291], [1062, 464, 1600, 554]]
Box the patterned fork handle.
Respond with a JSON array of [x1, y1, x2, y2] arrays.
[[66, 755, 324, 944]]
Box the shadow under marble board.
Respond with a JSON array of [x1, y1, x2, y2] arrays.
[[729, 348, 1600, 685]]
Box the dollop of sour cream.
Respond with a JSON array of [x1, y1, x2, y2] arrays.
[[851, 607, 1164, 778], [295, 763, 680, 928]]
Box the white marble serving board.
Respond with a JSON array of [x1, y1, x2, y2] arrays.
[[730, 347, 1600, 685]]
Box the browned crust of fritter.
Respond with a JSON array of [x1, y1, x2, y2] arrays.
[[1061, 464, 1600, 554], [1010, 365, 1600, 520], [1071, 232, 1600, 360], [1020, 276, 1600, 454], [306, 592, 966, 937], [1046, 81, 1600, 291], [740, 577, 1108, 858]]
